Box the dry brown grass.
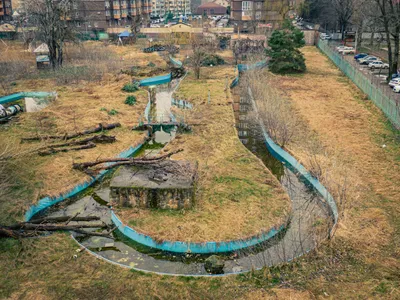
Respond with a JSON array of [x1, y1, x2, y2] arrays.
[[0, 42, 153, 222], [271, 46, 400, 264], [117, 66, 291, 242]]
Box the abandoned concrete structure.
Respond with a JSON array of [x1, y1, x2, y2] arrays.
[[110, 160, 196, 210]]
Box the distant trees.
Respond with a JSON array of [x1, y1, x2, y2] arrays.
[[332, 0, 355, 40], [373, 0, 400, 77], [24, 0, 76, 69], [266, 20, 306, 74]]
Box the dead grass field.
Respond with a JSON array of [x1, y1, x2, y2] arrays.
[[117, 65, 291, 242], [266, 46, 400, 297], [0, 42, 157, 223], [1, 42, 400, 299]]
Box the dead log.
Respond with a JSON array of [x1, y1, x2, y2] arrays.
[[42, 135, 116, 149], [10, 223, 106, 231], [22, 123, 121, 142], [72, 149, 184, 173], [7, 216, 101, 230], [0, 225, 115, 239], [38, 142, 96, 156]]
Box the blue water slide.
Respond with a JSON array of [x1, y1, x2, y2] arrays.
[[139, 73, 172, 87], [0, 92, 56, 105]]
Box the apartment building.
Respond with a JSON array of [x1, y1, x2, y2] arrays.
[[231, 0, 301, 32], [66, 0, 151, 30], [0, 0, 12, 21], [151, 0, 190, 17]]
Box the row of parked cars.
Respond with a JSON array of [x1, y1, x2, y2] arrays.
[[352, 52, 400, 92]]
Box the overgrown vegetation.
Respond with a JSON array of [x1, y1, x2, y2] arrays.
[[125, 95, 137, 106], [122, 82, 139, 92], [266, 20, 306, 74]]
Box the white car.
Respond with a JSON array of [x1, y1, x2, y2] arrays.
[[393, 85, 400, 93], [336, 45, 346, 51], [320, 34, 331, 40], [389, 78, 400, 87], [368, 61, 389, 69], [341, 47, 355, 54], [359, 56, 379, 65]]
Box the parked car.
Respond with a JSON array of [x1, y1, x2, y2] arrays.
[[336, 45, 346, 52], [392, 73, 400, 79], [341, 47, 356, 54], [357, 55, 375, 62], [388, 78, 400, 87], [368, 61, 389, 69], [320, 34, 331, 40], [393, 85, 400, 93], [359, 56, 380, 65], [354, 53, 368, 60]]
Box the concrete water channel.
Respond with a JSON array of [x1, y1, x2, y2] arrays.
[[32, 71, 334, 276]]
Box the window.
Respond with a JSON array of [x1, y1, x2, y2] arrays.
[[239, 123, 248, 129], [238, 130, 248, 137], [242, 1, 252, 11], [255, 11, 261, 20], [210, 9, 214, 14], [72, 2, 78, 9], [256, 2, 262, 10], [114, 9, 119, 14], [106, 9, 110, 16], [113, 1, 119, 6], [239, 115, 247, 121], [76, 21, 81, 27], [243, 22, 248, 28], [105, 1, 110, 7], [75, 12, 79, 17], [94, 22, 99, 27]]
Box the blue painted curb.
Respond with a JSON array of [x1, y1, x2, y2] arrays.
[[0, 92, 56, 105], [24, 143, 144, 221]]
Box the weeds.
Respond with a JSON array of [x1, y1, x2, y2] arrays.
[[125, 95, 137, 106]]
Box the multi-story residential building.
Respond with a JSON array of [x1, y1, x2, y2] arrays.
[[231, 0, 301, 32], [151, 0, 190, 17], [0, 0, 12, 21], [66, 0, 151, 30]]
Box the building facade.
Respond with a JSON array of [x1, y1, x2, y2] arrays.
[[231, 0, 301, 32], [0, 0, 12, 21], [150, 0, 191, 18], [66, 0, 151, 30]]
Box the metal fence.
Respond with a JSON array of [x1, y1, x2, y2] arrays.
[[318, 40, 400, 129]]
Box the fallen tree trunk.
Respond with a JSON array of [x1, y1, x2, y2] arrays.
[[8, 216, 101, 229], [22, 123, 121, 142], [72, 149, 184, 174], [38, 142, 96, 156], [0, 226, 115, 239]]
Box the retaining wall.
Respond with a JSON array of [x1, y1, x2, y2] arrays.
[[25, 143, 144, 221], [0, 92, 56, 105], [139, 73, 172, 87]]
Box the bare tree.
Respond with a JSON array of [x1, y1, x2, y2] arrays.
[[332, 0, 355, 40], [24, 0, 76, 69], [189, 35, 216, 80], [374, 0, 400, 78]]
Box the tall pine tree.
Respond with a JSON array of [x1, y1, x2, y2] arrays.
[[266, 20, 306, 74]]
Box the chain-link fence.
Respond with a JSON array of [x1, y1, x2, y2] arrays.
[[318, 40, 400, 129]]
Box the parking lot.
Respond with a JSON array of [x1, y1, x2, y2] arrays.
[[327, 40, 400, 104]]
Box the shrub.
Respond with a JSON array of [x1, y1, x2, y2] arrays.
[[201, 54, 225, 66], [125, 95, 137, 106], [122, 83, 139, 92], [147, 62, 156, 67], [108, 109, 118, 115]]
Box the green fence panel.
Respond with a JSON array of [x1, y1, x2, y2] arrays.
[[318, 40, 400, 129]]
